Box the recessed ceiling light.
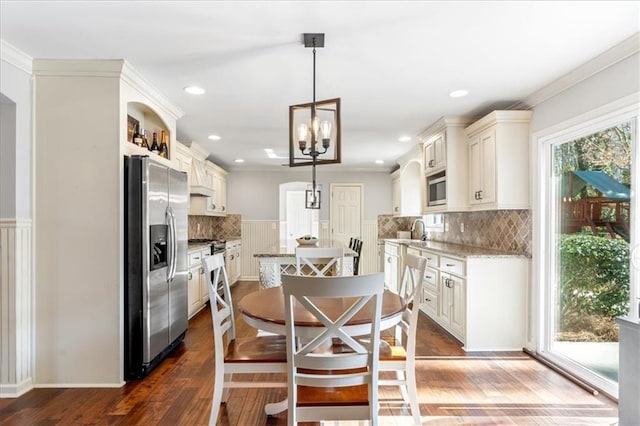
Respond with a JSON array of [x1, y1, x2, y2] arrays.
[[264, 148, 286, 159], [398, 136, 411, 142], [449, 89, 468, 98], [184, 86, 205, 95], [375, 160, 384, 164], [208, 134, 221, 141], [234, 158, 245, 163]]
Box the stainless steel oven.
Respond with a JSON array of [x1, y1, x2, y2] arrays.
[[427, 175, 446, 206]]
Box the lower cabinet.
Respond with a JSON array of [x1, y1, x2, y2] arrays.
[[438, 272, 466, 341], [383, 242, 402, 292], [188, 248, 211, 319], [413, 247, 528, 351], [226, 239, 242, 285]]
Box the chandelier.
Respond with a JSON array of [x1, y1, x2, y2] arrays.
[[289, 33, 341, 209]]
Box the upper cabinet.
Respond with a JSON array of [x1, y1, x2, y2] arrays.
[[420, 117, 472, 213], [423, 133, 446, 175], [188, 142, 228, 216], [391, 159, 422, 217], [465, 111, 532, 211]]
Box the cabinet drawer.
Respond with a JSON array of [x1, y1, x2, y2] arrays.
[[384, 243, 399, 256], [422, 288, 438, 316], [423, 267, 438, 292], [421, 250, 439, 268], [188, 251, 204, 267], [440, 256, 465, 276]]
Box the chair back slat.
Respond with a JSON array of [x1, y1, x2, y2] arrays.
[[295, 247, 345, 276], [202, 253, 235, 343], [393, 253, 426, 359]]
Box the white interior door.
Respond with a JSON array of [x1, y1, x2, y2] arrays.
[[330, 184, 363, 246], [286, 190, 315, 239]]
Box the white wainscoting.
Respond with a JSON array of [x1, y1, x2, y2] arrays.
[[0, 219, 33, 397], [360, 220, 379, 275], [241, 220, 279, 281], [319, 220, 330, 243]]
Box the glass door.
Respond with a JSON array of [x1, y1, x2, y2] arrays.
[[541, 116, 637, 397]]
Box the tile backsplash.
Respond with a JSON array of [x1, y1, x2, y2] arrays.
[[188, 214, 242, 240], [378, 210, 531, 255]]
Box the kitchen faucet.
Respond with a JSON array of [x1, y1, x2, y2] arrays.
[[410, 218, 427, 241]]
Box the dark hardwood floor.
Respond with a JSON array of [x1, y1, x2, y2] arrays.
[[1, 281, 618, 425]]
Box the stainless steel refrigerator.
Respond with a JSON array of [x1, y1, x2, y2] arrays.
[[124, 156, 188, 379]]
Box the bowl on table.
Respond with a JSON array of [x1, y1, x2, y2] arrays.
[[296, 237, 319, 245]]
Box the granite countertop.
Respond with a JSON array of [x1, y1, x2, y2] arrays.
[[254, 240, 357, 257], [380, 238, 530, 259], [187, 242, 211, 252]]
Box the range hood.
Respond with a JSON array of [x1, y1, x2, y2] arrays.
[[189, 159, 214, 197]]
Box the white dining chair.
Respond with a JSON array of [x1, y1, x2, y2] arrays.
[[295, 246, 344, 276], [281, 273, 385, 425], [379, 253, 427, 425], [202, 253, 287, 425]]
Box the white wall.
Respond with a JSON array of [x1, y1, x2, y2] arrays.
[[227, 169, 392, 220], [0, 44, 32, 220]]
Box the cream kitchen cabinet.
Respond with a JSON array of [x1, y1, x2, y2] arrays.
[[408, 247, 439, 319], [423, 132, 446, 175], [391, 159, 422, 217], [465, 110, 532, 210], [397, 240, 529, 351], [439, 267, 466, 341], [419, 116, 472, 213], [174, 142, 192, 208], [188, 248, 211, 319], [226, 239, 242, 284], [189, 160, 228, 216], [383, 241, 402, 292], [391, 173, 401, 215]]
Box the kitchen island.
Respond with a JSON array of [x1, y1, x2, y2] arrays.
[[254, 240, 357, 288]]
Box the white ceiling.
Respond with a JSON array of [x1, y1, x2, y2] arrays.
[[1, 1, 638, 171]]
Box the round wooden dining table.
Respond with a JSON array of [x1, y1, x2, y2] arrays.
[[237, 286, 406, 416], [238, 286, 407, 338]]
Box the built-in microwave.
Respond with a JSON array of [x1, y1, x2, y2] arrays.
[[427, 175, 446, 206]]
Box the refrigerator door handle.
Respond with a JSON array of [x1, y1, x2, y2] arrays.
[[172, 207, 179, 281], [166, 207, 176, 281]]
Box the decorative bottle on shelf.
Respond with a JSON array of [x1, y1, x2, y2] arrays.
[[150, 132, 160, 154], [159, 130, 169, 158], [140, 128, 150, 150], [132, 123, 143, 147]]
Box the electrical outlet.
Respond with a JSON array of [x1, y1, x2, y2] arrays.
[[460, 222, 465, 233]]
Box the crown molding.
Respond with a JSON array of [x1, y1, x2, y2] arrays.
[[0, 39, 32, 74], [523, 32, 640, 108], [121, 60, 184, 120]]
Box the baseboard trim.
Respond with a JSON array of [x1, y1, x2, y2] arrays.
[[0, 378, 33, 398]]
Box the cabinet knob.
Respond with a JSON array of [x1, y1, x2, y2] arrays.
[[445, 263, 455, 267], [477, 190, 483, 200], [428, 159, 435, 167], [188, 271, 193, 280], [394, 207, 399, 212], [425, 298, 431, 302], [200, 267, 204, 275]]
